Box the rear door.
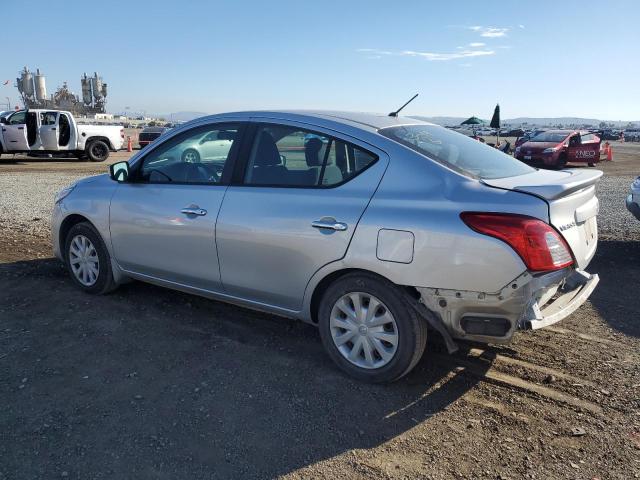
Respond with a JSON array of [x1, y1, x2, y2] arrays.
[[1, 111, 29, 151], [216, 120, 388, 311], [39, 111, 59, 149]]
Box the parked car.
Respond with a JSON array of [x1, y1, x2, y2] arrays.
[[514, 129, 601, 168], [52, 111, 600, 383], [514, 129, 546, 148], [626, 176, 640, 220], [624, 128, 640, 142], [0, 109, 124, 161], [504, 128, 525, 137], [138, 126, 172, 149]]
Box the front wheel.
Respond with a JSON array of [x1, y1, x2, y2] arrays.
[[86, 140, 110, 162], [181, 148, 200, 163], [318, 273, 427, 383], [64, 222, 117, 294]]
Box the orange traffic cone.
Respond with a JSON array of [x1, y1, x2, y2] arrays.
[[127, 136, 132, 153], [607, 144, 613, 161]]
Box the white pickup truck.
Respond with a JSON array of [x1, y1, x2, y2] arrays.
[[0, 109, 125, 161]]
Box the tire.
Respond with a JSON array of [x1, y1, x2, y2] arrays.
[[181, 148, 200, 163], [64, 222, 117, 295], [556, 154, 567, 170], [86, 140, 110, 162], [318, 272, 427, 383], [588, 162, 595, 167]]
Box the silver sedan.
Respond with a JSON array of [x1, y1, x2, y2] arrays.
[[52, 111, 601, 382]]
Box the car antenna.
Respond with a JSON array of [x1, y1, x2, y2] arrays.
[[388, 93, 418, 117]]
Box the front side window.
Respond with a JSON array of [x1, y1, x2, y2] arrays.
[[381, 124, 534, 180], [244, 125, 376, 187], [137, 124, 239, 184], [8, 111, 26, 125]]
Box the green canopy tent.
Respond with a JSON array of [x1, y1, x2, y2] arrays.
[[460, 116, 484, 126]]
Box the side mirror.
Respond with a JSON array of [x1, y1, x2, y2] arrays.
[[0, 117, 6, 124], [110, 161, 130, 182]]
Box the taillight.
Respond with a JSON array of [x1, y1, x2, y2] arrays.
[[460, 212, 574, 272]]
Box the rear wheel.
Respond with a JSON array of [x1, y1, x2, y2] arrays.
[[588, 162, 595, 167], [86, 140, 110, 162], [318, 273, 427, 383], [64, 222, 117, 294]]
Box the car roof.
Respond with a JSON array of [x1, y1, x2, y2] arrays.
[[190, 110, 432, 132]]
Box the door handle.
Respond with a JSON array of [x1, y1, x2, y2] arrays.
[[181, 207, 207, 216], [17, 126, 24, 130], [311, 218, 348, 231], [51, 127, 57, 131]]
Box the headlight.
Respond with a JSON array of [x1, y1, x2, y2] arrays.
[[54, 184, 76, 204], [632, 176, 640, 192], [542, 147, 558, 154], [515, 146, 521, 154]]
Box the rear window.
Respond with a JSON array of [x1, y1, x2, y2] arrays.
[[380, 124, 534, 180]]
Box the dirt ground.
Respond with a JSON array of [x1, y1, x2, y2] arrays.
[[1, 140, 639, 479]]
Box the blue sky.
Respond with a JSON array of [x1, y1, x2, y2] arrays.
[[2, 0, 639, 120]]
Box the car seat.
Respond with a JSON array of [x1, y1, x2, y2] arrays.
[[249, 131, 288, 184]]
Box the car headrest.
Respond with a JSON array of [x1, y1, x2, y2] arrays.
[[253, 131, 281, 166], [305, 137, 323, 166]]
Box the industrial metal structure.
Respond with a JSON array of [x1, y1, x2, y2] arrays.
[[16, 67, 108, 115]]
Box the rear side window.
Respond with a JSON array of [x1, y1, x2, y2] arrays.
[[243, 124, 377, 187], [380, 124, 534, 180]]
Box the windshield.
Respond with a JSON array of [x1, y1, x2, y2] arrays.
[[529, 132, 569, 143], [380, 124, 534, 179]]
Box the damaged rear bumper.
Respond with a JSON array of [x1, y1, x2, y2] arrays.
[[522, 270, 599, 330], [416, 268, 598, 345]]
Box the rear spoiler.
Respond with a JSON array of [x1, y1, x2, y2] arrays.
[[482, 169, 603, 201]]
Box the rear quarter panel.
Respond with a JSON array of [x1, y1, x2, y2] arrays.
[[309, 142, 550, 296]]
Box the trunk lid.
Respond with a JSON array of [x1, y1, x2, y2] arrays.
[[482, 169, 603, 268]]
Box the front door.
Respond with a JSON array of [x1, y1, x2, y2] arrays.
[[216, 121, 388, 311], [39, 111, 59, 150], [2, 111, 29, 151], [109, 122, 244, 291], [567, 133, 600, 163]]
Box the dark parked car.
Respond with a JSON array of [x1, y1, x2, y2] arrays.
[[138, 126, 171, 149], [505, 128, 525, 137]]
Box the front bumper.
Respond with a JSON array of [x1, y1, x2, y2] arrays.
[[626, 194, 640, 221], [417, 268, 598, 344]]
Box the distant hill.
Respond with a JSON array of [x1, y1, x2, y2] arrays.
[[411, 115, 639, 128]]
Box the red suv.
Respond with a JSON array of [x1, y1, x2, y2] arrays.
[[514, 130, 601, 168]]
